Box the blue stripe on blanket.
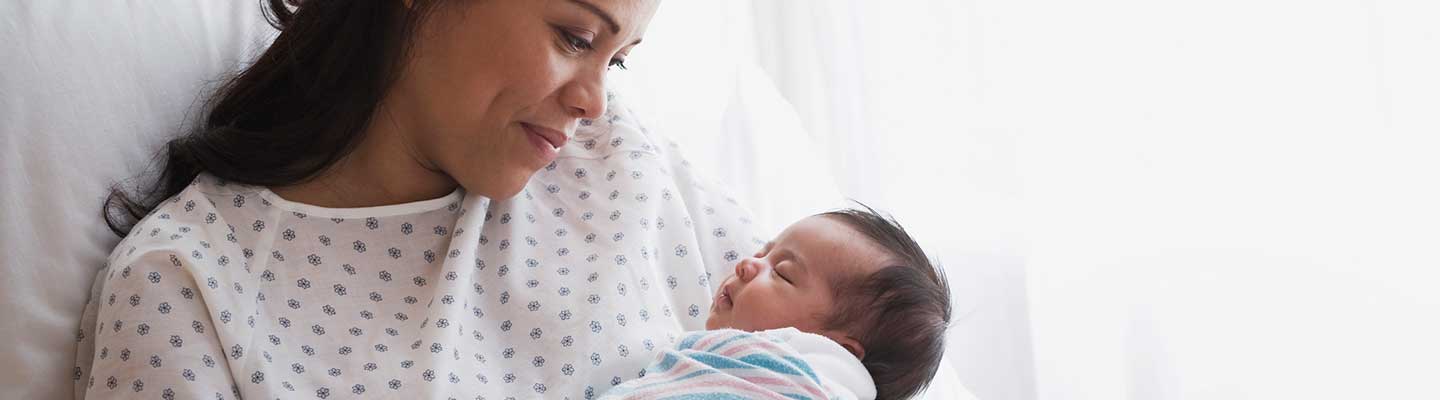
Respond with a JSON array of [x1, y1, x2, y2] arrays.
[[655, 352, 681, 372], [686, 352, 758, 370], [679, 332, 706, 349], [783, 355, 822, 384], [737, 353, 807, 377]]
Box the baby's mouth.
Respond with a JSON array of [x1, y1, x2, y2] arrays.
[[715, 284, 734, 309]]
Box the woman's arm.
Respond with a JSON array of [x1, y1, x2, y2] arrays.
[[81, 249, 241, 400]]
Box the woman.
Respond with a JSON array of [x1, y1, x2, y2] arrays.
[[75, 1, 678, 398]]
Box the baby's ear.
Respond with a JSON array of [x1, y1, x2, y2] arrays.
[[841, 341, 865, 360], [827, 331, 866, 360]]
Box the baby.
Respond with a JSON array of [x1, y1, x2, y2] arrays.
[[602, 206, 952, 400]]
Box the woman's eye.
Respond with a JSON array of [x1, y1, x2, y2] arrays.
[[556, 28, 593, 52], [608, 59, 628, 70]]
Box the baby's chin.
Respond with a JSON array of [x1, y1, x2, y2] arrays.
[[705, 314, 760, 332]]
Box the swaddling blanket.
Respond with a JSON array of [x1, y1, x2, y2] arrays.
[[599, 328, 876, 400]]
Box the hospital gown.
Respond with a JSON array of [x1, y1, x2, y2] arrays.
[[74, 97, 765, 399]]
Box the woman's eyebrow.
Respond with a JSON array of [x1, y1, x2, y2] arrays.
[[565, 0, 621, 34], [564, 0, 645, 46]]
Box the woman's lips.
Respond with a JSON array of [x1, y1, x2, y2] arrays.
[[522, 123, 567, 162]]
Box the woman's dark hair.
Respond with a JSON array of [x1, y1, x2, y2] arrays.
[[103, 0, 444, 236], [819, 204, 952, 400]]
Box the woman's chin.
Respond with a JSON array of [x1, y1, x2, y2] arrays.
[[496, 178, 529, 199], [461, 170, 533, 200]]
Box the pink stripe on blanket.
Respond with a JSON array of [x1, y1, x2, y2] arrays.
[[691, 331, 737, 351], [719, 338, 791, 358]]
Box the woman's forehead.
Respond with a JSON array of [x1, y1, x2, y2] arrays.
[[550, 0, 659, 30]]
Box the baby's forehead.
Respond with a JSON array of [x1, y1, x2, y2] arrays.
[[780, 216, 893, 280]]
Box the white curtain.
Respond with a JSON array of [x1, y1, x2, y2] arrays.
[[741, 0, 1440, 400], [747, 2, 1026, 400]]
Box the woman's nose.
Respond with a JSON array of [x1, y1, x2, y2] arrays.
[[560, 71, 606, 120], [735, 257, 770, 282]]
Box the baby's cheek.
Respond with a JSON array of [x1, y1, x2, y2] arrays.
[[747, 310, 794, 331]]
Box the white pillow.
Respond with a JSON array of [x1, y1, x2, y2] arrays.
[[0, 2, 276, 399]]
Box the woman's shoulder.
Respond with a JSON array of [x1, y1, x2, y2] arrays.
[[106, 174, 264, 268]]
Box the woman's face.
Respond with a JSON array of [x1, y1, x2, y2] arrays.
[[386, 0, 659, 199]]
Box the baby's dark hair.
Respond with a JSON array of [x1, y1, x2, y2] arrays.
[[818, 204, 951, 400]]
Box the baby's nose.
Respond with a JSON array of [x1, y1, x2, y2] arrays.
[[735, 258, 768, 282]]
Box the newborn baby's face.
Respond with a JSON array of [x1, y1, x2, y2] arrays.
[[705, 215, 889, 333]]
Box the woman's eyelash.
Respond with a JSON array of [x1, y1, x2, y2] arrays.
[[557, 27, 628, 70], [558, 29, 593, 52]]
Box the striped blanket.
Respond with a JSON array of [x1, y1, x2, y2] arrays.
[[599, 329, 854, 400]]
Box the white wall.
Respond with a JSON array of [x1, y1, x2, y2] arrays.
[[988, 0, 1440, 399]]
